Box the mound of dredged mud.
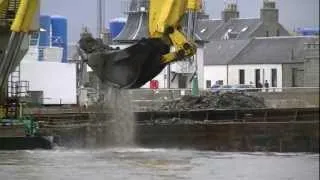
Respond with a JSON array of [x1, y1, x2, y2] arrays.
[[155, 92, 266, 111]]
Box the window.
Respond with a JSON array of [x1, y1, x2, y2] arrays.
[[178, 75, 187, 88], [255, 69, 261, 87], [206, 80, 212, 88], [307, 44, 312, 48], [271, 69, 277, 87], [266, 31, 269, 37], [239, 69, 245, 84]]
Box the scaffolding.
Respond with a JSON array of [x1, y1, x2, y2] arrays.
[[6, 65, 30, 118]]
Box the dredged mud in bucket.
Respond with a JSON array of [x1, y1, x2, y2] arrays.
[[80, 35, 170, 89]]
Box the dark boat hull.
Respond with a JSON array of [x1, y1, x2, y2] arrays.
[[0, 136, 53, 150]]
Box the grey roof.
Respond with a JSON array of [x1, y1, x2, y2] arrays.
[[114, 0, 214, 43], [115, 12, 213, 43], [113, 0, 149, 43], [113, 0, 292, 43], [209, 18, 262, 40], [230, 36, 315, 65], [114, 16, 291, 43], [204, 36, 318, 66], [196, 19, 223, 42], [204, 40, 250, 65], [113, 12, 148, 43]]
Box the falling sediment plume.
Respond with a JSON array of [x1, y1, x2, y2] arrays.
[[101, 85, 136, 147]]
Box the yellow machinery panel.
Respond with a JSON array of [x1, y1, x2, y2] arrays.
[[149, 0, 187, 37], [11, 0, 40, 32], [148, 0, 199, 63]]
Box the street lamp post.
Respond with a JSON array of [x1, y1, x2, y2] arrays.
[[186, 1, 200, 96]]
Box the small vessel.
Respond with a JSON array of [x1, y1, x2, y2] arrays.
[[0, 117, 53, 150]]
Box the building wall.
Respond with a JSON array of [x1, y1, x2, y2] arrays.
[[20, 61, 77, 105], [23, 45, 64, 62], [204, 64, 283, 88], [141, 68, 167, 89], [142, 69, 195, 89], [282, 63, 304, 87], [23, 46, 39, 62], [141, 47, 204, 89], [204, 65, 228, 88], [304, 58, 319, 87], [252, 23, 290, 38], [196, 47, 205, 90], [41, 47, 64, 62], [228, 64, 283, 87], [304, 42, 319, 87]]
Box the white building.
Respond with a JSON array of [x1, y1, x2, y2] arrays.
[[202, 36, 317, 89], [18, 45, 77, 105]]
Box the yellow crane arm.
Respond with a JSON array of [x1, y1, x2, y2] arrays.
[[0, 0, 39, 90], [11, 0, 39, 32], [149, 0, 200, 63], [0, 0, 39, 32], [78, 0, 202, 89]]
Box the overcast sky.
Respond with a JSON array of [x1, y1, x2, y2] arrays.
[[41, 0, 319, 43]]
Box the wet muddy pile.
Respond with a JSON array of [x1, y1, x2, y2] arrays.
[[154, 92, 266, 111]]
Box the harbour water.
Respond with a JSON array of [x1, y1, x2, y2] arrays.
[[0, 148, 318, 180]]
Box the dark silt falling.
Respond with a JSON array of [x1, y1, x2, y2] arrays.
[[101, 86, 136, 146]]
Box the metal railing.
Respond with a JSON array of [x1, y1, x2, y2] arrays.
[[7, 80, 29, 97]]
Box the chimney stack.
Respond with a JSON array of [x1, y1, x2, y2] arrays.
[[222, 0, 239, 22], [260, 0, 279, 23]]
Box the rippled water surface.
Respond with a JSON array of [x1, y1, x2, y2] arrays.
[[0, 148, 318, 180]]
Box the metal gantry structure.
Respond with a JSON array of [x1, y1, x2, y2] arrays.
[[0, 0, 38, 118], [97, 0, 106, 38], [97, 0, 111, 44], [186, 7, 199, 96]]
